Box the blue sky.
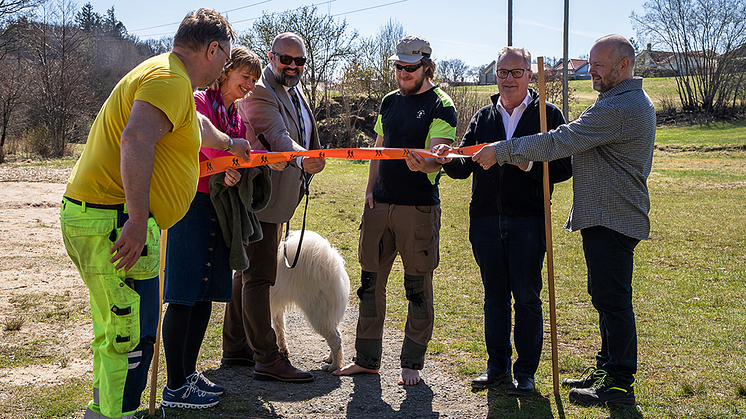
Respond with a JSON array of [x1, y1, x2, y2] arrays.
[[84, 0, 648, 69]]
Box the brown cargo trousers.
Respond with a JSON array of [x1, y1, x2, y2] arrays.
[[355, 202, 441, 370]]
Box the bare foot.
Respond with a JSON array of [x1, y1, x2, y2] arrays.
[[398, 368, 421, 385], [332, 362, 379, 376]]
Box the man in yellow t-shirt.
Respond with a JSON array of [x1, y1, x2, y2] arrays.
[[60, 9, 249, 419]]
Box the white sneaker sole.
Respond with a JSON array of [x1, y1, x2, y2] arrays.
[[161, 399, 220, 409]]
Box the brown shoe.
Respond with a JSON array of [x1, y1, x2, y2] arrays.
[[253, 353, 314, 382]]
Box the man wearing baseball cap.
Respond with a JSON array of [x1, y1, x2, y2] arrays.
[[334, 36, 457, 386]]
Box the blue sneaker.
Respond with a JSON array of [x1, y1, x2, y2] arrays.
[[188, 371, 225, 395], [161, 381, 220, 409]]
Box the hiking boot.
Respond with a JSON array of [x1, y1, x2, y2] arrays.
[[561, 366, 606, 388], [187, 371, 225, 395], [568, 371, 635, 407], [161, 381, 220, 409], [253, 353, 314, 382], [471, 371, 511, 389]]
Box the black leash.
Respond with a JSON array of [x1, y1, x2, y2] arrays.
[[283, 168, 313, 269]]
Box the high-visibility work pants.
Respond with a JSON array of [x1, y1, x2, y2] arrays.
[[61, 199, 160, 418]]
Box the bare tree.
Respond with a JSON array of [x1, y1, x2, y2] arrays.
[[0, 54, 31, 161], [29, 0, 95, 156], [438, 58, 469, 84], [238, 5, 357, 111], [351, 19, 405, 100], [0, 0, 40, 60], [531, 67, 578, 119], [631, 0, 746, 111]]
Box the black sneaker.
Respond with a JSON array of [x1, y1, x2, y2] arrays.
[[561, 366, 606, 388], [568, 371, 635, 407]]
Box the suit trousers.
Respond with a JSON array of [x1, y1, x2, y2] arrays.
[[222, 222, 283, 364]]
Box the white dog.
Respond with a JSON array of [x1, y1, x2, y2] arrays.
[[271, 230, 350, 372]]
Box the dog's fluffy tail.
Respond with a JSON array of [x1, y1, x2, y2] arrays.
[[275, 230, 350, 324]]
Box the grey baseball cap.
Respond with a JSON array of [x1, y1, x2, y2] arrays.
[[388, 36, 432, 63]]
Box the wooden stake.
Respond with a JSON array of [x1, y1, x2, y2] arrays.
[[149, 229, 167, 415], [537, 57, 560, 396]]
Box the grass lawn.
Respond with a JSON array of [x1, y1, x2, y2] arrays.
[[300, 143, 746, 418], [3, 108, 745, 417]]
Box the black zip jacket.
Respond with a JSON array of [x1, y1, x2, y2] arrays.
[[443, 89, 572, 219]]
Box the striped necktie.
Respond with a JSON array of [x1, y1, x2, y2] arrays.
[[288, 87, 306, 147]]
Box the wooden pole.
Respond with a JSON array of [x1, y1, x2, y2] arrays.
[[537, 57, 560, 396], [149, 229, 167, 415]]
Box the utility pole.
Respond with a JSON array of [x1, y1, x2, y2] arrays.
[[562, 0, 569, 121], [508, 0, 513, 46]]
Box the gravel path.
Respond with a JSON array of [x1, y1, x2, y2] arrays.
[[0, 163, 494, 418], [200, 307, 489, 418]]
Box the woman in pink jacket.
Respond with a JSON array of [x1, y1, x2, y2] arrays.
[[161, 46, 261, 409]]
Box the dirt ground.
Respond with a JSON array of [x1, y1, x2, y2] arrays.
[[0, 165, 493, 418]]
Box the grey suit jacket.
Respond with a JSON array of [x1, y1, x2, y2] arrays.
[[238, 65, 321, 224]]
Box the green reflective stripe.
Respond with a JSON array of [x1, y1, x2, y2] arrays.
[[374, 114, 384, 138]]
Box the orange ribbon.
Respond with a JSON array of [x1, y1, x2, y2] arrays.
[[200, 144, 487, 177]]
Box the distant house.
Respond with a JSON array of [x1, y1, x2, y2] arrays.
[[478, 60, 554, 84], [479, 60, 497, 85], [550, 59, 590, 80], [635, 43, 714, 77], [635, 44, 677, 76]]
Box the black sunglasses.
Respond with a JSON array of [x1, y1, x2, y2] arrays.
[[394, 62, 423, 73], [272, 51, 307, 66]]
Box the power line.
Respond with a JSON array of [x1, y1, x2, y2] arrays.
[[331, 0, 407, 17], [129, 0, 401, 37], [129, 0, 273, 33]]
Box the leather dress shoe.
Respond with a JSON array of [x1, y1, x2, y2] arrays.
[[471, 371, 511, 389], [253, 353, 314, 382], [221, 348, 255, 367], [506, 376, 535, 396]]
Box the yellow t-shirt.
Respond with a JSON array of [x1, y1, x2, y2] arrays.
[[65, 53, 200, 229]]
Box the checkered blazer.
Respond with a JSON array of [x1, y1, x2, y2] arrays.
[[494, 78, 656, 240]]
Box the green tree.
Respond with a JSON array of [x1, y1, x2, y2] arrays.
[[75, 2, 101, 32], [103, 6, 126, 38]]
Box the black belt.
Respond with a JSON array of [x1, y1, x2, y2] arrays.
[[63, 197, 125, 211]]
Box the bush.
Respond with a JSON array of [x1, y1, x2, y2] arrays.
[[20, 126, 77, 158], [23, 126, 54, 157], [442, 85, 489, 142]]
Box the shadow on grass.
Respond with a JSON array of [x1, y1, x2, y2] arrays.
[[609, 404, 644, 419], [485, 386, 553, 418]]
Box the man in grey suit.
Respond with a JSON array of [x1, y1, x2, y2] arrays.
[[222, 32, 325, 382]]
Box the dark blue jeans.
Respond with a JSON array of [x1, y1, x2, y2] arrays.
[[581, 226, 639, 384], [470, 214, 545, 379]]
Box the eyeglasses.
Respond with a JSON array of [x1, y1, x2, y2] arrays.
[[496, 68, 530, 79], [271, 51, 307, 66], [217, 43, 232, 69], [394, 62, 423, 73]]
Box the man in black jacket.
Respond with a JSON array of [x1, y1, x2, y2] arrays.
[[435, 46, 571, 395]]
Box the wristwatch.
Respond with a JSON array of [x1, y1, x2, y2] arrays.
[[224, 137, 233, 152]]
